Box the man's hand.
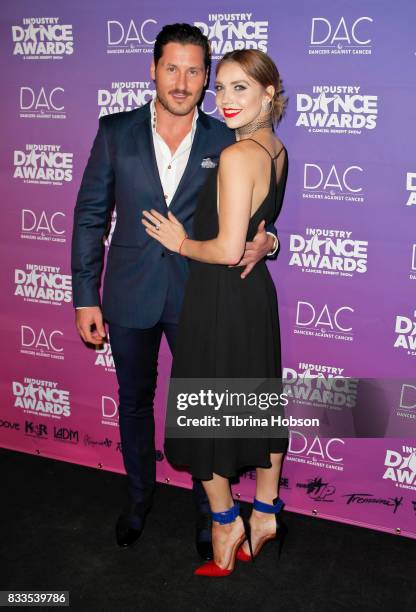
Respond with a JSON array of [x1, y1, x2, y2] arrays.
[[75, 306, 106, 345], [236, 220, 278, 279]]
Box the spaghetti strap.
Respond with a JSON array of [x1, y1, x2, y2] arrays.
[[236, 138, 285, 162], [272, 147, 285, 161], [244, 138, 274, 159]]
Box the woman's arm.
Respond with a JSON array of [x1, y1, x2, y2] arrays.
[[182, 145, 254, 265], [142, 144, 256, 265]]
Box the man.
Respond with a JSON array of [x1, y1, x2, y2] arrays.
[[71, 23, 278, 560]]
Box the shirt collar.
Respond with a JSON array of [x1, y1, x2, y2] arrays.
[[150, 97, 199, 138]]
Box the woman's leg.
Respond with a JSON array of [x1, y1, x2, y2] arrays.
[[255, 452, 284, 504], [242, 452, 284, 555], [202, 473, 245, 569]]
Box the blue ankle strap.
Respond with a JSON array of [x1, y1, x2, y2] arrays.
[[253, 497, 284, 514], [211, 502, 240, 524]]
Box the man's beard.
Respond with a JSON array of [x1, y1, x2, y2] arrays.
[[156, 89, 201, 116]]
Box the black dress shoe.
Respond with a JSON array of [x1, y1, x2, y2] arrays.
[[115, 498, 151, 548], [116, 515, 143, 548], [195, 512, 213, 560], [196, 539, 213, 561]]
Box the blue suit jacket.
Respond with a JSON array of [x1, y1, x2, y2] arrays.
[[71, 101, 275, 329]]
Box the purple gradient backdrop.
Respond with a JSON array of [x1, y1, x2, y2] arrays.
[[1, 1, 415, 539]]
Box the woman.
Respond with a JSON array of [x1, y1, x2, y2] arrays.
[[142, 49, 289, 576]]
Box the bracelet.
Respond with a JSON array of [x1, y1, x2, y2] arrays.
[[267, 234, 278, 256], [178, 235, 188, 255]]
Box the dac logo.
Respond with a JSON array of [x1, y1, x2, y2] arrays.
[[13, 144, 73, 185], [383, 446, 416, 490], [14, 264, 72, 306], [289, 227, 368, 277], [294, 301, 354, 342], [394, 311, 416, 355], [13, 378, 70, 418], [296, 85, 378, 135], [303, 163, 364, 203], [21, 209, 66, 244], [98, 81, 154, 117], [397, 384, 416, 420], [20, 325, 64, 361], [19, 86, 65, 120], [106, 18, 157, 54], [309, 17, 373, 55], [288, 432, 345, 471], [12, 18, 74, 59], [195, 12, 268, 59], [406, 172, 416, 206], [101, 396, 119, 427], [410, 245, 416, 281]]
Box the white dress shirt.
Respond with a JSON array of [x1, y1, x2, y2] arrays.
[[150, 97, 198, 206]]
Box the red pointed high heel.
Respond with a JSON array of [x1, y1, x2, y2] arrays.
[[237, 497, 288, 562], [194, 502, 252, 577]]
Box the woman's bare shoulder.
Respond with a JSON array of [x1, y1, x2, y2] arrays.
[[219, 139, 254, 159], [219, 137, 286, 171], [223, 136, 285, 157], [217, 142, 258, 187], [219, 140, 268, 170], [218, 141, 256, 171]]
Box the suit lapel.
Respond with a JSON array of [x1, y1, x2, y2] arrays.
[[131, 105, 167, 211], [169, 110, 210, 211]]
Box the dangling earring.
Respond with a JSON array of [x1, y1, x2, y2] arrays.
[[262, 98, 271, 112]]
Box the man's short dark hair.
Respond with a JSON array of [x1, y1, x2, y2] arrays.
[[154, 23, 211, 71]]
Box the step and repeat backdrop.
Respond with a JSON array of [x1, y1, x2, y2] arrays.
[[1, 1, 415, 538]]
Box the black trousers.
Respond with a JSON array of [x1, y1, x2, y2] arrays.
[[109, 320, 209, 515]]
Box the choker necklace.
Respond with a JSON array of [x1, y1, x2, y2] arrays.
[[236, 114, 273, 137]]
